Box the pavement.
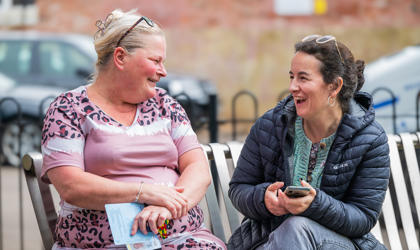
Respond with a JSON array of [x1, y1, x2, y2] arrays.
[[0, 165, 54, 250]]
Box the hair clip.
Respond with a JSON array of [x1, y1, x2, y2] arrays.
[[94, 13, 114, 40]]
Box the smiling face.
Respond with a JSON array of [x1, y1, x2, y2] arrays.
[[122, 34, 167, 103], [289, 51, 332, 121]]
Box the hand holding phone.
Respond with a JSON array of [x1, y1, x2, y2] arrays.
[[284, 186, 310, 198]]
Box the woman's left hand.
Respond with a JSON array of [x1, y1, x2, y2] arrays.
[[282, 180, 316, 215], [131, 205, 172, 235]]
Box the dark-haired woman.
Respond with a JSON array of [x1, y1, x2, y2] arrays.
[[228, 35, 389, 250]]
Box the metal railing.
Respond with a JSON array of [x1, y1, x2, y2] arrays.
[[371, 87, 398, 134], [231, 90, 258, 141]]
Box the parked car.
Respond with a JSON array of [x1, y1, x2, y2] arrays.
[[0, 31, 216, 166], [0, 30, 96, 90], [362, 44, 420, 133], [0, 31, 94, 166], [0, 72, 62, 166]]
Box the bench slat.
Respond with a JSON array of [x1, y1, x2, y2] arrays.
[[22, 152, 56, 250], [388, 135, 419, 249], [209, 143, 241, 233], [202, 146, 226, 243], [401, 133, 420, 228], [226, 141, 243, 169], [382, 189, 402, 250]]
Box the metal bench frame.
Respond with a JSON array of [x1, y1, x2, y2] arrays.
[[23, 136, 420, 249]]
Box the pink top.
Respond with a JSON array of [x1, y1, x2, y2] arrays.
[[41, 86, 201, 186]]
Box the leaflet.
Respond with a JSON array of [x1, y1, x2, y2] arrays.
[[105, 202, 161, 249]]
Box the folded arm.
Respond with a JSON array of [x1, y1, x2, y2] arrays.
[[131, 147, 211, 234], [47, 166, 188, 217]]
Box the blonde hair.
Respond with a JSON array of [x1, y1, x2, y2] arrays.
[[93, 9, 164, 72]]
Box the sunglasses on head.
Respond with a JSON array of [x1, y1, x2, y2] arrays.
[[301, 34, 344, 63], [116, 16, 154, 47]]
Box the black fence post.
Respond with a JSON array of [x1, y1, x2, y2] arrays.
[[208, 94, 218, 143]]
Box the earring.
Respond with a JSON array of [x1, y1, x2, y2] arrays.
[[327, 96, 336, 107]]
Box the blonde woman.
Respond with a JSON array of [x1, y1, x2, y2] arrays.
[[41, 9, 226, 249]]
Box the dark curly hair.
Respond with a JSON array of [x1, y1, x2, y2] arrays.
[[294, 36, 365, 113]]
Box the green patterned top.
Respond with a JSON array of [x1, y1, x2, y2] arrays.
[[292, 116, 336, 188]]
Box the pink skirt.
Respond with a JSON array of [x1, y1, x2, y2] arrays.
[[53, 202, 226, 249]]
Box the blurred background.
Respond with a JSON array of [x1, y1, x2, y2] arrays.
[[0, 0, 419, 249]]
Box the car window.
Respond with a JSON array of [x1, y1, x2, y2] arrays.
[[0, 41, 33, 77], [39, 41, 92, 78]]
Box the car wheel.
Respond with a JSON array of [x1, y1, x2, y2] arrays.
[[1, 117, 42, 167]]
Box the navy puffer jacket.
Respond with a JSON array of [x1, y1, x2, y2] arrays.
[[228, 92, 390, 250]]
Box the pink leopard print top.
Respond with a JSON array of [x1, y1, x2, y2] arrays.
[[40, 86, 226, 250], [41, 85, 200, 186]]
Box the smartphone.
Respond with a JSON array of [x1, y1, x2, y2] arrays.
[[284, 186, 310, 198]]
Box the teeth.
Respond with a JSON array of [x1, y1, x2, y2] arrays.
[[294, 97, 305, 104]]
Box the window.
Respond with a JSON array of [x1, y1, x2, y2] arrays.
[[39, 42, 93, 78], [0, 0, 12, 10], [0, 0, 38, 26], [13, 0, 35, 4], [0, 41, 33, 77], [273, 0, 327, 15]]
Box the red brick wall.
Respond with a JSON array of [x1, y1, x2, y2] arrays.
[[12, 0, 420, 137], [35, 0, 420, 34]]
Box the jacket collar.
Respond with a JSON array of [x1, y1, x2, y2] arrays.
[[273, 94, 295, 125], [337, 91, 375, 141], [272, 92, 375, 141]]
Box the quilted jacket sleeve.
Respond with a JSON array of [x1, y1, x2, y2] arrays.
[[228, 118, 275, 220], [301, 126, 390, 238]]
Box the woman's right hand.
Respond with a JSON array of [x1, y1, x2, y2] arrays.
[[131, 205, 172, 235], [139, 183, 188, 219], [264, 182, 288, 216]]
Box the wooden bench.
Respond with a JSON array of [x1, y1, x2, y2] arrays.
[[23, 136, 419, 249]]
